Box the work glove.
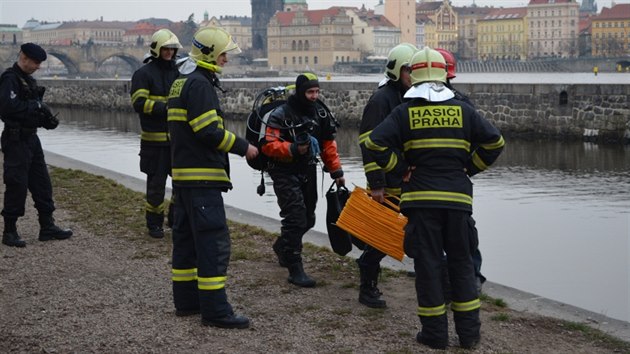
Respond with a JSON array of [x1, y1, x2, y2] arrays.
[[38, 102, 59, 130], [309, 135, 320, 158]]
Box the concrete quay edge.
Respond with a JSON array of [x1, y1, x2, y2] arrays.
[[44, 150, 630, 343]]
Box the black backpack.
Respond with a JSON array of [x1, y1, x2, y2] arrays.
[[245, 86, 293, 172]]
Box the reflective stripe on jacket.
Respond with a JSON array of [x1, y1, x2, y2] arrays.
[[167, 67, 248, 189]]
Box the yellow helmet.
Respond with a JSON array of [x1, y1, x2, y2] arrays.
[[189, 27, 242, 64], [149, 29, 182, 58], [385, 43, 417, 81], [409, 47, 447, 85]]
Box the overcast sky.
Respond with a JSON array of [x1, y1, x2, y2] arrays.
[[1, 0, 626, 27]]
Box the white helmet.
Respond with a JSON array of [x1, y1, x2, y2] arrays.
[[149, 29, 182, 58], [385, 43, 417, 81], [409, 47, 447, 85], [189, 27, 241, 64]]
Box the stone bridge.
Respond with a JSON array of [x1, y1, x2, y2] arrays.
[[0, 44, 146, 77]]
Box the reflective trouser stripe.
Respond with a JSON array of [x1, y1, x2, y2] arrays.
[[145, 201, 165, 214], [451, 298, 481, 312], [417, 304, 447, 317], [172, 268, 197, 282], [198, 276, 227, 290]]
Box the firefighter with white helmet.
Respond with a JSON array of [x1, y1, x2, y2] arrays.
[[357, 42, 417, 308], [130, 28, 182, 239], [364, 47, 505, 349], [166, 27, 258, 329]]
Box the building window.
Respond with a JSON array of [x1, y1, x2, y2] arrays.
[[283, 57, 287, 65], [292, 40, 296, 51], [292, 56, 296, 64], [314, 56, 318, 64]]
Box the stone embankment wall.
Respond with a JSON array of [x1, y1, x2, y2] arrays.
[[40, 79, 630, 144]]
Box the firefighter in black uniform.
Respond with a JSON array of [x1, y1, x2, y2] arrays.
[[262, 73, 345, 288], [357, 43, 417, 307], [365, 47, 504, 350], [131, 29, 182, 239], [436, 47, 486, 292], [167, 27, 258, 329], [0, 43, 72, 247]]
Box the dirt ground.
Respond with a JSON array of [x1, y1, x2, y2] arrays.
[[0, 162, 628, 353]]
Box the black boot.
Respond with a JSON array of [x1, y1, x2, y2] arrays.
[[146, 211, 164, 238], [287, 262, 316, 287], [38, 214, 73, 241], [202, 312, 250, 329], [2, 217, 25, 247], [272, 238, 289, 268], [358, 266, 387, 308]]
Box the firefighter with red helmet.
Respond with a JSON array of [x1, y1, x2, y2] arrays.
[[130, 29, 182, 238], [435, 47, 486, 292], [364, 47, 504, 350]]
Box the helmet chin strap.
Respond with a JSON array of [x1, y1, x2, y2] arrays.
[[196, 60, 222, 74]]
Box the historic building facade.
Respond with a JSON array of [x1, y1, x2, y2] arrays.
[[454, 5, 493, 60], [477, 7, 528, 60], [267, 6, 360, 71], [526, 0, 580, 58], [591, 3, 630, 57], [416, 0, 458, 52]]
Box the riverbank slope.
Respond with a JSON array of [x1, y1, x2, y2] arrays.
[[0, 152, 628, 352]]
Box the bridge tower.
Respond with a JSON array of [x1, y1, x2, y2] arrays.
[[251, 0, 284, 58]]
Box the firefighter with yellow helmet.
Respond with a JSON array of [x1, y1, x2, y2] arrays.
[[356, 42, 417, 308], [130, 28, 182, 238], [364, 47, 505, 349], [166, 27, 258, 329]]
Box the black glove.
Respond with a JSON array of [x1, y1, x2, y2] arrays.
[[38, 103, 59, 130], [37, 86, 46, 100]]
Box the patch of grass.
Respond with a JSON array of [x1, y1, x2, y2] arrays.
[[360, 307, 386, 320], [558, 320, 630, 351], [491, 313, 511, 322]]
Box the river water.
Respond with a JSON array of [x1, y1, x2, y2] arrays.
[[36, 107, 630, 323]]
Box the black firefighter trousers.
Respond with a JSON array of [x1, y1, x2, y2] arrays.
[[171, 187, 234, 320], [404, 208, 481, 345], [139, 145, 170, 228]]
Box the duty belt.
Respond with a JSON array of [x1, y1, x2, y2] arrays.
[[4, 127, 37, 138]]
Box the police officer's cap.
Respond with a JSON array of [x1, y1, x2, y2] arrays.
[[21, 43, 47, 63]]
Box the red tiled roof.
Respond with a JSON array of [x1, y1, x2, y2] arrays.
[[274, 8, 342, 26], [595, 4, 630, 21]]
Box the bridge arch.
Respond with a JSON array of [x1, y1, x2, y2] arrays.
[[97, 52, 143, 77], [45, 50, 80, 77]]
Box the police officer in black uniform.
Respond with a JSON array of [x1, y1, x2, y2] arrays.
[[167, 27, 258, 329], [0, 43, 72, 247], [365, 47, 504, 350], [131, 29, 182, 239]]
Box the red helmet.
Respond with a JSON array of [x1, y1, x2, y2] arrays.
[[435, 48, 456, 79]]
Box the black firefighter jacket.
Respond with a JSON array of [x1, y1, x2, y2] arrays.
[[358, 80, 406, 196], [131, 58, 179, 147], [365, 97, 505, 213], [166, 67, 248, 190]]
